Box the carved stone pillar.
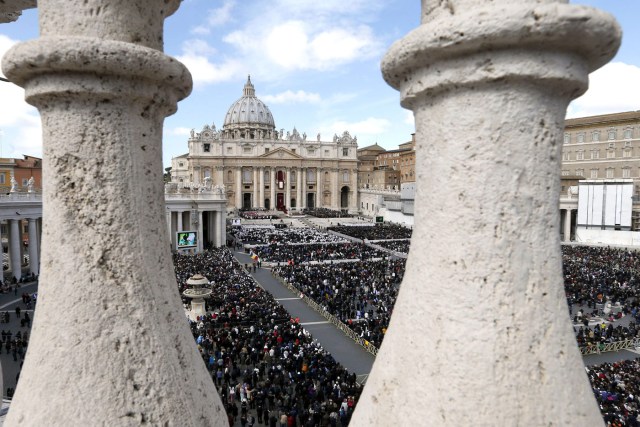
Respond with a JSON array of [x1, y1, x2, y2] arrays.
[[285, 168, 291, 209], [301, 168, 307, 210], [296, 168, 302, 211], [2, 0, 226, 424], [259, 167, 265, 209], [316, 168, 322, 208], [331, 169, 339, 209], [564, 209, 573, 242], [352, 1, 620, 426], [253, 168, 258, 209], [27, 218, 39, 275], [235, 167, 242, 208], [270, 168, 276, 210], [9, 218, 21, 281]]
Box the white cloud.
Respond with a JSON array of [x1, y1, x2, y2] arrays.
[[168, 127, 192, 136], [0, 35, 43, 158], [567, 62, 640, 118], [175, 39, 241, 88], [404, 110, 414, 126], [262, 90, 321, 104], [326, 117, 391, 136], [190, 0, 236, 35]]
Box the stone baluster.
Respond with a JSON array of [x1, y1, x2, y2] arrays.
[[2, 0, 226, 424], [352, 1, 620, 425]]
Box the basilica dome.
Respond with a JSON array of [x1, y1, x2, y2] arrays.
[[223, 76, 275, 131]]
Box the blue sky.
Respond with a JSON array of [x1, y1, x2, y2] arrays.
[[1, 1, 639, 167]]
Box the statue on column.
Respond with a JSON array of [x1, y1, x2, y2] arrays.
[[10, 176, 17, 193]]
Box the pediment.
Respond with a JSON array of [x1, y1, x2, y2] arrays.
[[258, 147, 304, 160]]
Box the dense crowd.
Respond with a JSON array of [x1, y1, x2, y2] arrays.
[[327, 224, 412, 240], [373, 240, 411, 254], [239, 210, 278, 220], [273, 259, 405, 348], [174, 248, 362, 426], [229, 226, 348, 246], [587, 358, 640, 427], [303, 208, 352, 219], [254, 243, 387, 264]]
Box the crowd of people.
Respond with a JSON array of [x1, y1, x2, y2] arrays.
[[327, 224, 412, 240], [586, 358, 640, 426], [174, 248, 363, 426], [303, 208, 352, 219], [373, 240, 411, 254], [254, 243, 388, 265], [229, 226, 348, 246], [272, 259, 405, 349]]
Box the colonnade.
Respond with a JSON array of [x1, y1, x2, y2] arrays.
[[165, 208, 226, 252], [1, 217, 41, 280], [224, 165, 358, 212], [561, 208, 576, 242]]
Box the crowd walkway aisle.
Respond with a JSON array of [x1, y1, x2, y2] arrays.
[[233, 250, 375, 377]]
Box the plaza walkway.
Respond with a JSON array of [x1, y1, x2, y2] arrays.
[[233, 249, 375, 378]]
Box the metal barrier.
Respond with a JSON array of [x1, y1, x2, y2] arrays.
[[580, 338, 640, 355], [273, 273, 379, 357]]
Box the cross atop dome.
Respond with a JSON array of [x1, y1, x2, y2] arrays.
[[243, 74, 255, 97]]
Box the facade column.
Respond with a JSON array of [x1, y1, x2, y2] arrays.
[[350, 169, 358, 212], [564, 209, 573, 242], [252, 168, 258, 209], [235, 168, 242, 209], [176, 210, 183, 232], [259, 167, 265, 209], [9, 219, 21, 281], [301, 168, 307, 210], [215, 166, 224, 188], [165, 209, 172, 245], [28, 218, 39, 275], [331, 169, 339, 209], [352, 1, 620, 426], [296, 167, 302, 212], [270, 168, 276, 210], [1, 1, 226, 422], [217, 208, 226, 247], [285, 168, 291, 210], [316, 168, 322, 208]]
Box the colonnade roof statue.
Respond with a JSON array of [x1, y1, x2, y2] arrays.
[[0, 0, 623, 426]]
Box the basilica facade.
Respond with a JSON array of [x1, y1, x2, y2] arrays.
[[171, 77, 359, 213]]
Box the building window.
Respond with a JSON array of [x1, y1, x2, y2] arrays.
[[178, 162, 184, 167], [592, 131, 600, 142], [227, 147, 233, 154], [308, 148, 315, 155], [265, 148, 270, 153], [562, 151, 570, 161], [264, 170, 270, 182], [244, 147, 252, 154], [576, 169, 584, 177], [607, 150, 615, 159], [227, 170, 233, 183], [608, 129, 616, 140], [343, 148, 349, 156], [590, 150, 599, 160], [576, 151, 584, 160], [564, 133, 570, 144], [606, 168, 614, 179], [324, 150, 329, 157], [203, 143, 210, 152], [577, 133, 585, 143], [624, 148, 632, 158], [343, 171, 349, 183], [623, 168, 631, 178], [291, 171, 296, 182], [242, 169, 252, 184], [561, 170, 570, 176], [624, 128, 632, 139], [590, 169, 598, 179], [307, 169, 316, 183], [291, 149, 296, 154]]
